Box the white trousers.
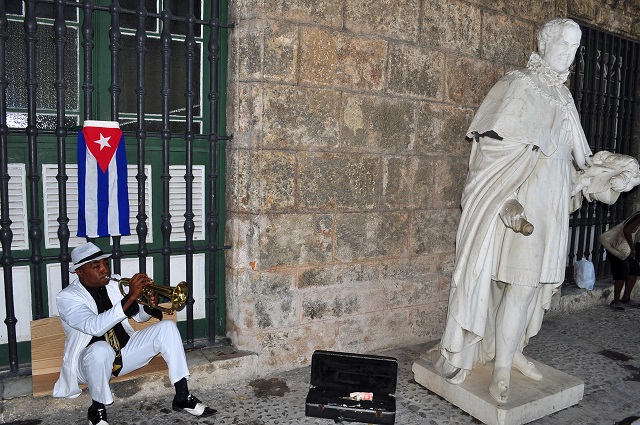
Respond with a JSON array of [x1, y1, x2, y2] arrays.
[[76, 320, 190, 405]]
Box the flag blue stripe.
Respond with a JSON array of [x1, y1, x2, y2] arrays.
[[115, 136, 130, 235], [77, 133, 87, 237]]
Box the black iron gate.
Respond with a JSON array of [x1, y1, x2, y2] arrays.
[[566, 23, 640, 284], [0, 0, 232, 374]]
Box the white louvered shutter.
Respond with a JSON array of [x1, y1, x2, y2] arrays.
[[169, 165, 206, 241], [0, 164, 29, 251]]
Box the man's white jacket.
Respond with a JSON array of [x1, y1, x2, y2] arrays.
[[53, 276, 152, 398]]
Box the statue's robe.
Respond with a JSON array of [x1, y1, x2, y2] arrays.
[[439, 62, 592, 374]]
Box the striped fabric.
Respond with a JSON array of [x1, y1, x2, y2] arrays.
[[77, 120, 130, 238]]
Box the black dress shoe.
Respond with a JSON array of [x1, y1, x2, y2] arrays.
[[172, 394, 218, 417], [87, 406, 109, 425]]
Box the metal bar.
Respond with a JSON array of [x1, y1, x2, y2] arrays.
[[54, 0, 71, 290], [0, 0, 19, 373], [183, 0, 197, 344], [25, 0, 45, 321], [81, 0, 95, 121], [160, 0, 173, 286], [207, 0, 220, 343], [135, 0, 149, 272], [108, 0, 123, 273], [10, 244, 231, 265]]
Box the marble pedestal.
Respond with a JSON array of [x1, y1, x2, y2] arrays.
[[412, 355, 584, 425]]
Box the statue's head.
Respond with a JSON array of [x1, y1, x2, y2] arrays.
[[537, 18, 581, 73]]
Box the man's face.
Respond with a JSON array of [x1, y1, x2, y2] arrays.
[[542, 26, 581, 73], [76, 258, 111, 288]]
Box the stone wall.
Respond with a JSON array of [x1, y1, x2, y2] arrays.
[[225, 0, 640, 373]]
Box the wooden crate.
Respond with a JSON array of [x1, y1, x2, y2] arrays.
[[31, 311, 176, 397]]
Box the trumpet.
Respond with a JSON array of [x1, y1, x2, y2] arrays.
[[109, 275, 188, 314]]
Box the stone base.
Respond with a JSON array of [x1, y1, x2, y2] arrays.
[[412, 355, 584, 425]]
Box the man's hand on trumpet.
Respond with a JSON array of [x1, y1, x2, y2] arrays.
[[122, 273, 152, 311]]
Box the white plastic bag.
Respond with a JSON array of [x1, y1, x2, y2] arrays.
[[574, 258, 595, 290]]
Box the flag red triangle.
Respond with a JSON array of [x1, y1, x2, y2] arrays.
[[82, 126, 123, 173]]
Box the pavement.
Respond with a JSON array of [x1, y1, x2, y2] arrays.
[[1, 281, 640, 425]]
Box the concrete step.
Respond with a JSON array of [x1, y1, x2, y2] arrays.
[[0, 344, 258, 417], [551, 279, 619, 315]]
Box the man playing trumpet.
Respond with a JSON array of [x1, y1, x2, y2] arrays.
[[53, 242, 216, 425]]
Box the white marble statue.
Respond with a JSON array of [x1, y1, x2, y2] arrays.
[[432, 18, 598, 404]]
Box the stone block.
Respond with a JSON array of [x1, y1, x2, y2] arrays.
[[299, 265, 336, 289], [383, 156, 421, 209], [259, 213, 334, 267], [416, 102, 474, 156], [413, 356, 585, 425], [446, 56, 506, 106], [300, 28, 387, 91], [260, 150, 296, 211], [236, 19, 264, 81], [410, 156, 435, 210], [595, 7, 633, 36], [410, 209, 459, 255], [336, 309, 413, 352], [387, 44, 444, 100], [299, 154, 380, 210], [229, 0, 265, 20], [299, 262, 384, 297], [226, 148, 261, 213], [264, 20, 299, 83], [380, 274, 449, 308], [335, 262, 380, 285], [568, 0, 596, 21], [300, 281, 386, 321], [265, 0, 343, 28], [378, 253, 454, 279], [432, 156, 468, 209], [299, 263, 381, 289], [238, 273, 300, 330], [421, 0, 481, 55], [344, 0, 420, 42], [341, 94, 416, 153], [409, 302, 448, 342], [481, 13, 534, 66], [499, 0, 556, 21], [251, 321, 340, 372], [234, 83, 263, 149], [224, 213, 260, 270], [335, 212, 409, 261], [262, 85, 341, 149]]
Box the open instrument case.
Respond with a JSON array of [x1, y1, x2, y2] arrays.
[[305, 350, 398, 424]]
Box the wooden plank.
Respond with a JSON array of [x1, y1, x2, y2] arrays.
[[31, 311, 177, 398]]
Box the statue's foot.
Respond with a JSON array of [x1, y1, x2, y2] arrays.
[[433, 353, 468, 384], [489, 367, 510, 404], [513, 352, 543, 380]]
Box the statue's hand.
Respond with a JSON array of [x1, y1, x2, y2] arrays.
[[500, 199, 532, 235]]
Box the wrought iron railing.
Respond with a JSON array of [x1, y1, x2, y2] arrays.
[[0, 0, 232, 374], [567, 23, 640, 284]]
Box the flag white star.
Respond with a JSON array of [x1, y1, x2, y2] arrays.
[[94, 133, 112, 150]]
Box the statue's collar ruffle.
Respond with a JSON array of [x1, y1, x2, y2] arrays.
[[526, 52, 569, 86]]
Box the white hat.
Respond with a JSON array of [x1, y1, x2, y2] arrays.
[[69, 242, 111, 272]]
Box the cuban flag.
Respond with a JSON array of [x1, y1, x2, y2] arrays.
[[77, 120, 130, 238]]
